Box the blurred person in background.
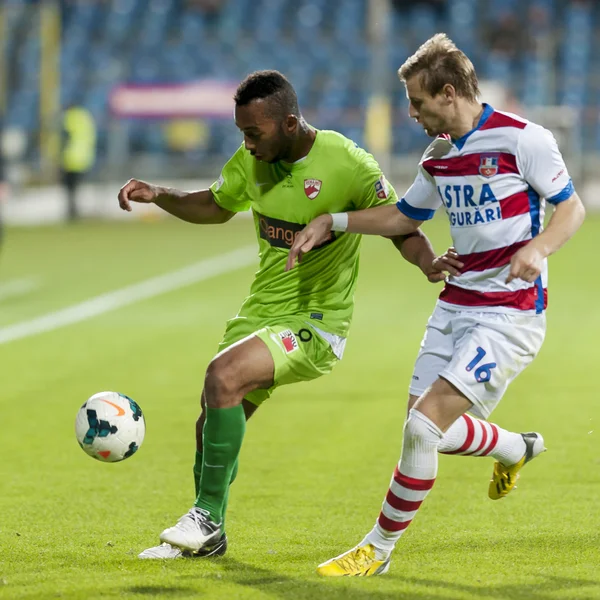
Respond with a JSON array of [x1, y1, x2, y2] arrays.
[[482, 9, 529, 59], [118, 70, 461, 560], [0, 120, 7, 254], [61, 104, 96, 222], [187, 0, 224, 15], [392, 0, 447, 19]]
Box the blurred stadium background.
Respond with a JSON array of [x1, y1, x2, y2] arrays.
[[1, 2, 598, 597], [0, 0, 599, 222]]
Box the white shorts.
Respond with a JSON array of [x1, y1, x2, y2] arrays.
[[409, 303, 546, 419]]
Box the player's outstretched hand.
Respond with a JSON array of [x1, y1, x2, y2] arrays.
[[118, 179, 159, 212], [285, 214, 334, 271], [506, 244, 544, 284], [426, 246, 463, 283]]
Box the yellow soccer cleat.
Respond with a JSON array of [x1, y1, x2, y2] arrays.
[[317, 544, 391, 577], [489, 432, 546, 500]]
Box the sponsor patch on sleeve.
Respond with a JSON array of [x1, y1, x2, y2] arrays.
[[278, 329, 298, 353], [214, 173, 224, 191], [374, 175, 389, 199]]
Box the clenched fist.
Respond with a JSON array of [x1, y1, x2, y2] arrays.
[[118, 179, 160, 212]]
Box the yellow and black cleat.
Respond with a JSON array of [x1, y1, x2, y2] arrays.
[[489, 432, 546, 500], [317, 544, 391, 577]]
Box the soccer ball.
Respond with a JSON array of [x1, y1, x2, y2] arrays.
[[75, 391, 145, 463]]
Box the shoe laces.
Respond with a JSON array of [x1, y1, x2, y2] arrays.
[[337, 546, 375, 572], [187, 507, 212, 526]]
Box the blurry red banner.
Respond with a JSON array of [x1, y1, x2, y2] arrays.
[[109, 81, 237, 118]]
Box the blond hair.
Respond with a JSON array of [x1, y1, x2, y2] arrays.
[[398, 33, 480, 102]]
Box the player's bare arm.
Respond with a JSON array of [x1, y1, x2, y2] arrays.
[[118, 179, 234, 225], [388, 233, 463, 283], [285, 205, 422, 271], [506, 193, 586, 283]]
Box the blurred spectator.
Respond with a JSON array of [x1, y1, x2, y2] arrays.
[[165, 119, 210, 154], [187, 0, 224, 14], [392, 0, 447, 19], [482, 11, 529, 59], [0, 122, 6, 252], [61, 105, 97, 222], [528, 3, 553, 57]]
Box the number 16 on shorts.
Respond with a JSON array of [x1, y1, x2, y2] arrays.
[[465, 347, 497, 383]]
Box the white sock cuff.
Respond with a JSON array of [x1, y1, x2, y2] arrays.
[[406, 408, 444, 441]]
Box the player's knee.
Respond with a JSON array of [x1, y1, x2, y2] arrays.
[[204, 356, 239, 406], [404, 409, 443, 443]]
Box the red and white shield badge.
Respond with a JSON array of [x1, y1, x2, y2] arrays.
[[304, 179, 322, 199], [479, 155, 499, 178]]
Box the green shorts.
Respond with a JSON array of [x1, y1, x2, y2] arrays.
[[217, 315, 339, 406]]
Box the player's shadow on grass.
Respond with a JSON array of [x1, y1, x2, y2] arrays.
[[175, 558, 600, 600], [180, 557, 450, 600], [403, 575, 600, 600], [127, 586, 193, 596]]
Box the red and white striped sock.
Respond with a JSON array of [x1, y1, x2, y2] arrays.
[[363, 409, 442, 556], [438, 413, 526, 466]]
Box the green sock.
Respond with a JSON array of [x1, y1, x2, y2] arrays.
[[193, 450, 203, 498], [220, 459, 238, 531], [195, 405, 245, 523], [194, 452, 238, 531]]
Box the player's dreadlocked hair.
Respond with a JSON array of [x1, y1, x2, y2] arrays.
[[398, 33, 480, 103], [234, 70, 300, 119]]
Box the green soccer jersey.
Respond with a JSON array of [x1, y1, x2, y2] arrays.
[[210, 129, 397, 337]]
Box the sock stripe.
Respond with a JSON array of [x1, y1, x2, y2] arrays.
[[393, 467, 436, 491], [385, 490, 423, 512], [378, 512, 412, 533], [465, 418, 489, 456], [442, 414, 474, 455], [480, 422, 499, 456]]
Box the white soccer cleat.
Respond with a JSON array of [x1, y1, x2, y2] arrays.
[[138, 534, 228, 559], [159, 507, 222, 552], [138, 542, 184, 559]]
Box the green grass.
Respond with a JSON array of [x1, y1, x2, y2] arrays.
[[0, 215, 598, 600]]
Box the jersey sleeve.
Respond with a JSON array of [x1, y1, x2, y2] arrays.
[[349, 149, 399, 210], [210, 145, 252, 212], [517, 124, 574, 204], [396, 166, 441, 221]]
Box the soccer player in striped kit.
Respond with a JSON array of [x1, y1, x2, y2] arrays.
[[287, 33, 586, 576]]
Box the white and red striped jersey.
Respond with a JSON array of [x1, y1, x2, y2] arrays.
[[397, 104, 574, 314]]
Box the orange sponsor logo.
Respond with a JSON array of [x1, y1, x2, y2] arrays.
[[256, 211, 335, 250]]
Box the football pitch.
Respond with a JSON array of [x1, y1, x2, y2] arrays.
[[0, 215, 598, 600]]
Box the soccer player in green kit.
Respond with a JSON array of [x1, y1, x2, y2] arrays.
[[118, 70, 460, 559]]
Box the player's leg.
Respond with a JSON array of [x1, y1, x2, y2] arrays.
[[317, 310, 546, 576], [194, 391, 258, 493], [436, 311, 546, 499], [194, 393, 258, 526], [317, 377, 469, 576], [407, 307, 545, 497], [160, 334, 275, 552], [139, 343, 271, 560], [408, 391, 540, 482], [160, 320, 337, 553]]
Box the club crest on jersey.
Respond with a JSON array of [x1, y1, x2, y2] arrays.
[[278, 329, 298, 353], [479, 155, 499, 178], [304, 179, 322, 199], [375, 175, 389, 199]]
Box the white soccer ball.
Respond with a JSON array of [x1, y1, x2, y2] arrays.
[[75, 391, 145, 463]]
